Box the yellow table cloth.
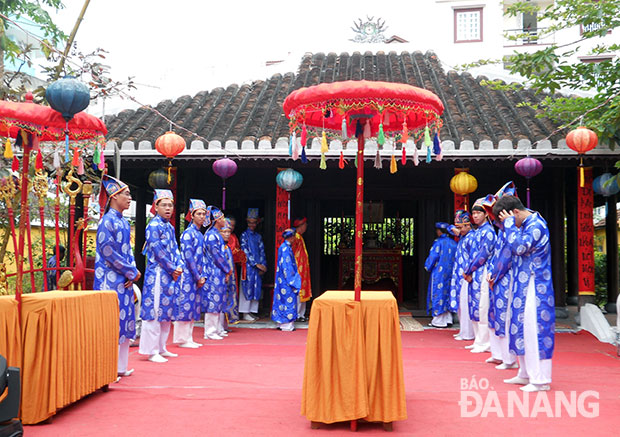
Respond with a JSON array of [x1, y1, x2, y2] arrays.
[[301, 290, 407, 424], [0, 290, 119, 424]]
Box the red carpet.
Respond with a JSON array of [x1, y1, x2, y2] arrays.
[[24, 328, 620, 436]]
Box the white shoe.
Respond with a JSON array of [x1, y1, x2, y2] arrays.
[[485, 357, 502, 364], [504, 376, 529, 385], [191, 341, 203, 347], [149, 354, 168, 363], [496, 362, 519, 370], [217, 332, 229, 337], [118, 368, 134, 377], [520, 383, 550, 392], [205, 333, 224, 340], [250, 314, 259, 320], [161, 351, 179, 358], [179, 342, 199, 349], [242, 314, 255, 322], [453, 333, 460, 337], [471, 346, 490, 353], [464, 344, 475, 349]]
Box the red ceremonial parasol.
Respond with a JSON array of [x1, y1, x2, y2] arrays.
[[283, 80, 443, 301], [0, 93, 107, 319]]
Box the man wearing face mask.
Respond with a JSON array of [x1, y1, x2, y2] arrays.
[[139, 189, 184, 363]]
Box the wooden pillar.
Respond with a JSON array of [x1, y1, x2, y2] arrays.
[[577, 167, 595, 307], [565, 170, 578, 305], [306, 198, 322, 300], [605, 194, 618, 313], [550, 167, 567, 307], [415, 198, 432, 310], [134, 183, 147, 284]]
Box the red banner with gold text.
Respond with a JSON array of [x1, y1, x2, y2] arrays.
[[275, 170, 290, 268], [577, 167, 594, 296]]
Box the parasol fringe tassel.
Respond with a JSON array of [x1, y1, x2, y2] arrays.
[[93, 144, 101, 165], [72, 148, 80, 167], [401, 144, 407, 165], [292, 141, 300, 161], [53, 148, 61, 169], [289, 133, 294, 156], [35, 150, 43, 171], [98, 148, 105, 170], [319, 153, 327, 170], [426, 145, 432, 163], [77, 157, 85, 175], [363, 120, 371, 138], [374, 149, 382, 169], [4, 138, 13, 159], [11, 156, 19, 172], [413, 145, 419, 166], [377, 123, 385, 146], [301, 146, 308, 164], [390, 153, 397, 174], [321, 131, 328, 154], [339, 151, 345, 169], [433, 132, 441, 155], [341, 118, 348, 139], [300, 124, 308, 148]]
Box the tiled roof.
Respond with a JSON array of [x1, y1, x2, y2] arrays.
[[103, 51, 617, 159]]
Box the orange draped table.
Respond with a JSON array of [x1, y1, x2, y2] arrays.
[[301, 290, 407, 427], [0, 290, 119, 424]]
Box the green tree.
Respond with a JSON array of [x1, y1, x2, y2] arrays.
[[464, 0, 620, 147], [0, 1, 67, 98]]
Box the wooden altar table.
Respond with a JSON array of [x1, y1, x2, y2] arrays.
[[338, 248, 403, 302]]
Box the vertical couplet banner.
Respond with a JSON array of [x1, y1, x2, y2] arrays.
[[577, 167, 594, 296], [170, 167, 177, 228], [275, 171, 290, 268]]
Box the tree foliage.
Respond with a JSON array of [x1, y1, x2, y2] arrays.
[[464, 0, 620, 147]]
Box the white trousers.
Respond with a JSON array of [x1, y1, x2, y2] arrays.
[[204, 312, 220, 337], [279, 321, 295, 331], [500, 281, 517, 365], [472, 267, 490, 349], [238, 290, 259, 314], [173, 321, 194, 344], [118, 339, 130, 373], [297, 297, 307, 318], [138, 269, 171, 356], [431, 312, 452, 327], [517, 275, 552, 384], [489, 328, 502, 360], [139, 320, 171, 356], [458, 280, 474, 339], [218, 313, 226, 334]]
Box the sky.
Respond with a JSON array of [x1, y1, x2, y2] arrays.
[[46, 0, 466, 115]]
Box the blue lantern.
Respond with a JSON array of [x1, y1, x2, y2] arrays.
[[593, 173, 620, 197], [45, 76, 91, 163], [276, 168, 303, 220]]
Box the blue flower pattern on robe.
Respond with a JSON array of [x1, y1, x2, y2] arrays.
[[94, 208, 139, 344], [448, 231, 475, 311], [141, 215, 183, 322], [487, 229, 514, 336], [465, 221, 496, 321], [271, 241, 302, 324], [504, 213, 555, 359], [175, 223, 204, 321], [424, 234, 457, 317], [202, 227, 231, 313], [223, 245, 239, 323], [241, 229, 266, 300]]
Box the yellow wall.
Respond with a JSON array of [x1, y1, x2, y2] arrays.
[[593, 226, 620, 254]]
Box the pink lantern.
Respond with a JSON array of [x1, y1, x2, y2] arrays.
[[514, 157, 543, 208], [212, 158, 237, 210]]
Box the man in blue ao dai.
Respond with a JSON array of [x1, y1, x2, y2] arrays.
[[139, 189, 184, 363], [271, 229, 302, 331], [220, 219, 239, 330], [494, 195, 555, 392], [449, 210, 475, 341], [94, 174, 141, 377], [203, 207, 231, 340], [173, 199, 207, 349], [424, 222, 457, 328], [240, 208, 267, 321]]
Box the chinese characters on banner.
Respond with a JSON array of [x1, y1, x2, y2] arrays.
[[577, 167, 595, 296], [274, 179, 290, 267]]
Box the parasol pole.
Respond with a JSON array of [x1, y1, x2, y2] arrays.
[[33, 167, 49, 291], [24, 205, 36, 292], [54, 170, 62, 288], [62, 168, 82, 271], [352, 115, 371, 302], [81, 181, 92, 290], [15, 131, 32, 322]]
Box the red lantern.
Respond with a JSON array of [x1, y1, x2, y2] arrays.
[[566, 126, 598, 187], [155, 131, 186, 183]]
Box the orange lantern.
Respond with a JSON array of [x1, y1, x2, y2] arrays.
[[155, 131, 186, 183], [566, 126, 598, 187]]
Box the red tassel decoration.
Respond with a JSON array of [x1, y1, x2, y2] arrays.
[[339, 151, 344, 169], [72, 148, 80, 167], [301, 124, 308, 147], [35, 150, 44, 170], [401, 145, 407, 165], [11, 156, 19, 172]]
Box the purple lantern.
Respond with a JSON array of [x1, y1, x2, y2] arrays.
[[212, 158, 238, 210], [514, 157, 543, 208]]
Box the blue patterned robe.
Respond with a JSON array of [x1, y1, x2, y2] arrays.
[[505, 213, 555, 359], [203, 227, 231, 313], [223, 245, 239, 323], [141, 215, 183, 322], [241, 229, 266, 300], [448, 231, 475, 311], [175, 223, 204, 321], [465, 221, 496, 321], [487, 229, 514, 336], [94, 208, 139, 344], [271, 240, 302, 324], [424, 234, 457, 317]]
